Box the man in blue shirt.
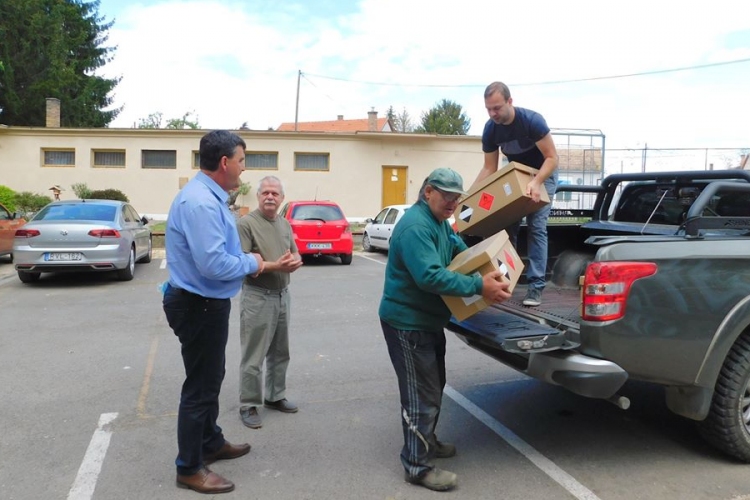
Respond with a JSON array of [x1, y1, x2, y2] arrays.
[[474, 81, 559, 306], [163, 130, 262, 494]]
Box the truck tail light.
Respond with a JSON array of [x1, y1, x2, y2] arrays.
[[15, 228, 40, 238], [582, 262, 657, 321]]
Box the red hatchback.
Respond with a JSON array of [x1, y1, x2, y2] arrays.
[[280, 201, 353, 265]]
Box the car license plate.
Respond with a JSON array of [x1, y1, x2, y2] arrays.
[[307, 243, 332, 250], [45, 252, 83, 261]]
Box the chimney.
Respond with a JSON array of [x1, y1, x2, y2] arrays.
[[46, 98, 61, 127], [337, 115, 344, 120], [367, 108, 378, 131]]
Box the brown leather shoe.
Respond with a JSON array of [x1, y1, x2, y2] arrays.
[[204, 441, 251, 464], [176, 467, 234, 494]]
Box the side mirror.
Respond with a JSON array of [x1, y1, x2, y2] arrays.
[[141, 216, 150, 225], [365, 218, 373, 223]]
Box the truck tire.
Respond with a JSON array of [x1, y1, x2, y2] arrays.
[[699, 331, 750, 462]]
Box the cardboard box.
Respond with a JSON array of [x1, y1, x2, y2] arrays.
[[442, 230, 524, 321], [455, 162, 550, 237]]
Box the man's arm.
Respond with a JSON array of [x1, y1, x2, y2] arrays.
[[525, 133, 559, 202], [470, 149, 500, 191]]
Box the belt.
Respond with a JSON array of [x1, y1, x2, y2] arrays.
[[170, 285, 224, 301], [245, 284, 288, 296]]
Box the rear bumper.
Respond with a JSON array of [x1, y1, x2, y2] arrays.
[[526, 350, 628, 399], [296, 238, 353, 255], [452, 326, 628, 400], [13, 245, 130, 272]]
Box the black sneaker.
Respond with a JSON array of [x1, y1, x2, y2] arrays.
[[522, 288, 542, 307], [240, 406, 262, 429]]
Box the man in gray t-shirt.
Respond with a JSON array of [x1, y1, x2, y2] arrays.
[[236, 175, 303, 429]]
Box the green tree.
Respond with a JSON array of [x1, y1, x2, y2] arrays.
[[137, 111, 200, 129], [386, 105, 415, 133], [137, 112, 163, 129], [415, 99, 470, 135], [0, 0, 121, 127]]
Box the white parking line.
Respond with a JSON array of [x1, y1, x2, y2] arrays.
[[67, 413, 118, 500], [445, 386, 600, 500], [160, 259, 167, 269]]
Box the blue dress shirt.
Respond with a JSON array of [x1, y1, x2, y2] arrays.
[[166, 171, 259, 299]]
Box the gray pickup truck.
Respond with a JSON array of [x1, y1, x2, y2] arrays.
[[449, 169, 750, 462]]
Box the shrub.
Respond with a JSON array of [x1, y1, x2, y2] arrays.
[[0, 185, 18, 212], [14, 191, 53, 215], [88, 189, 129, 202], [71, 182, 92, 199]]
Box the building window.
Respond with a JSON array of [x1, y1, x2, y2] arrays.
[[42, 149, 75, 167], [93, 150, 126, 168], [245, 152, 278, 170], [294, 152, 329, 171], [193, 151, 200, 169], [142, 150, 177, 169]]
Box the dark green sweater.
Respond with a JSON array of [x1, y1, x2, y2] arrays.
[[378, 200, 483, 331]]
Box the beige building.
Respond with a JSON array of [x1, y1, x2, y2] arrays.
[[0, 124, 486, 219]]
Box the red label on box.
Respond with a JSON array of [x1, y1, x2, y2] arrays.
[[504, 249, 516, 270], [478, 192, 494, 211]]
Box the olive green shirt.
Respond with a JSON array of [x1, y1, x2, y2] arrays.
[[237, 208, 298, 290]]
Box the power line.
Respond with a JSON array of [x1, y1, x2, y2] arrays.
[[303, 57, 750, 89]]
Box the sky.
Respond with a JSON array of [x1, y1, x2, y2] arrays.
[[99, 0, 750, 151]]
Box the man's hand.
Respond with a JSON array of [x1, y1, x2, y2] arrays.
[[481, 270, 512, 303], [526, 179, 544, 203], [272, 250, 303, 273]]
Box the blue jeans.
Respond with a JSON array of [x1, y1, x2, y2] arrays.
[[508, 172, 558, 291], [163, 285, 231, 475], [381, 319, 446, 479]]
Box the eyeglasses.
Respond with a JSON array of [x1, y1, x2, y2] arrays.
[[433, 187, 462, 203]]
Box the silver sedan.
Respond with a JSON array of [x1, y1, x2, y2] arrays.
[[13, 200, 152, 283]]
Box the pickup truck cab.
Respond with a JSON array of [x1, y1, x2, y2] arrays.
[[450, 169, 750, 462], [0, 202, 25, 262]]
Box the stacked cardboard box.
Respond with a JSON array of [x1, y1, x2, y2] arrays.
[[441, 230, 524, 321], [455, 162, 550, 237]]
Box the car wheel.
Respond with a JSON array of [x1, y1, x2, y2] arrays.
[[340, 253, 352, 265], [699, 331, 750, 462], [138, 237, 153, 263], [17, 270, 40, 283], [117, 246, 136, 281], [362, 233, 373, 252]]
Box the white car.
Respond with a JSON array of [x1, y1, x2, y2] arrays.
[[361, 204, 411, 252]]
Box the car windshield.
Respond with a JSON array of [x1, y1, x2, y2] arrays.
[[34, 203, 117, 222], [291, 205, 344, 221]]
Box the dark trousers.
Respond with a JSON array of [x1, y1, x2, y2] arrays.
[[381, 319, 446, 478], [163, 285, 231, 475]]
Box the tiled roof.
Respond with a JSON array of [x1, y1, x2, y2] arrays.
[[277, 117, 390, 132]]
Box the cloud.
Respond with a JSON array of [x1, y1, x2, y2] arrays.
[[101, 0, 750, 148]]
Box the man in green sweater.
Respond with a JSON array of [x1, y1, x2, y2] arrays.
[[379, 168, 511, 492]]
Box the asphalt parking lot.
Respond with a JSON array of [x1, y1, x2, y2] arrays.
[[2, 251, 750, 500]]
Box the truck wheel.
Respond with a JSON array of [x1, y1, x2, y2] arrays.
[[699, 331, 750, 462]]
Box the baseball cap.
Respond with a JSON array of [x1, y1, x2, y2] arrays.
[[426, 168, 467, 195]]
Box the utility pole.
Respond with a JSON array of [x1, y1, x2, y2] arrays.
[[294, 70, 301, 131]]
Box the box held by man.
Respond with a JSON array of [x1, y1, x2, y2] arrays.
[[442, 230, 524, 321], [455, 162, 550, 237]]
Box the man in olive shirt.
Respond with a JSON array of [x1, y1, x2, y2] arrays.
[[237, 176, 303, 429]]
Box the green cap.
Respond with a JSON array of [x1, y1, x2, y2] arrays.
[[426, 168, 467, 195]]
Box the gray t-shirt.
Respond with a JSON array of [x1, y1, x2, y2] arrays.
[[237, 208, 298, 290]]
